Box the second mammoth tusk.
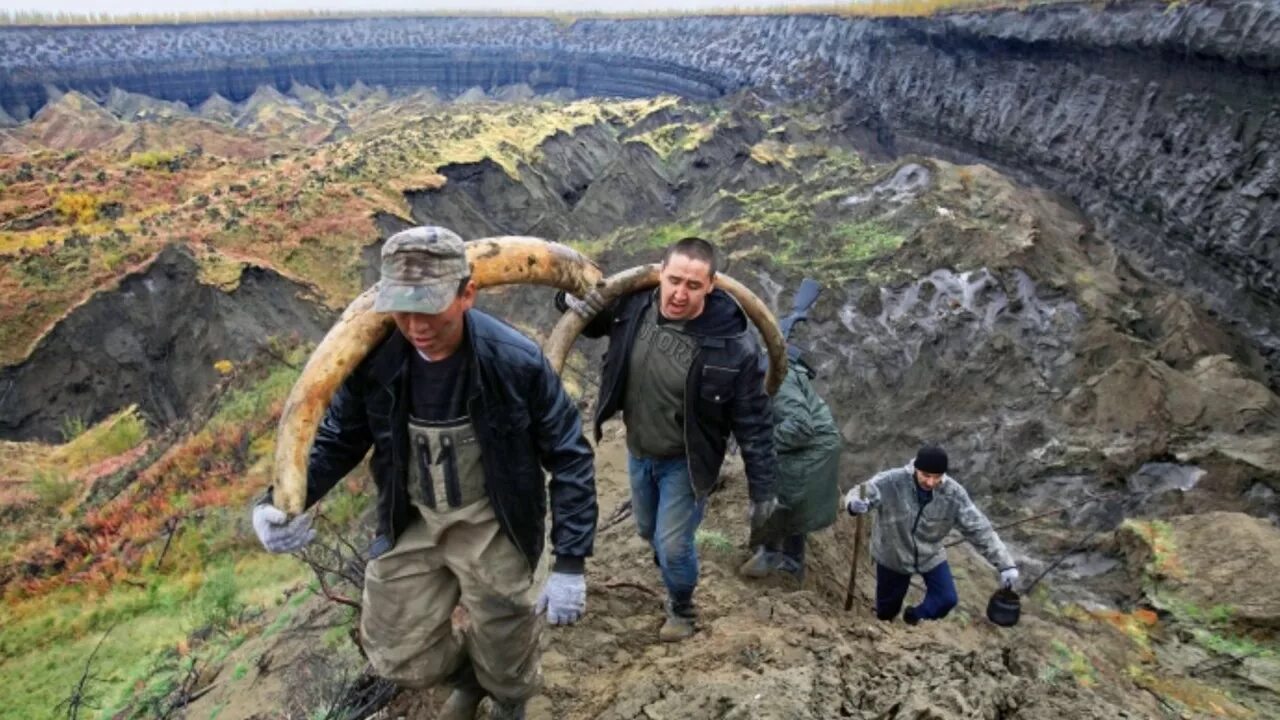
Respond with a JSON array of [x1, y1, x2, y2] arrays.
[[544, 264, 786, 395]]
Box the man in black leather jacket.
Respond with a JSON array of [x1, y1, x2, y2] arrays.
[[561, 237, 776, 642], [253, 226, 596, 720]]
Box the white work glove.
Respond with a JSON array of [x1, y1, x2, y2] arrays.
[[748, 497, 779, 531], [1000, 567, 1020, 590], [537, 571, 586, 625], [252, 503, 315, 553], [843, 487, 869, 515]]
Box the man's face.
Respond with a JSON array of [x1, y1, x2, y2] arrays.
[[658, 252, 713, 321], [391, 281, 476, 361], [914, 469, 944, 491]]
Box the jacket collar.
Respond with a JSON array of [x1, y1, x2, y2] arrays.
[[685, 287, 749, 338], [641, 287, 748, 340], [367, 310, 484, 397], [369, 327, 411, 390]]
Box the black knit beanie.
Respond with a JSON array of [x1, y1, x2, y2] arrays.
[[915, 445, 948, 474]]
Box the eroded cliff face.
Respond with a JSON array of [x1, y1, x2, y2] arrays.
[[0, 246, 335, 442], [3, 2, 1277, 377]]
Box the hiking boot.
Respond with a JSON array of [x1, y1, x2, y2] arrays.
[[489, 700, 526, 720], [659, 614, 696, 642], [738, 546, 776, 578], [902, 605, 920, 626], [439, 663, 484, 720], [437, 681, 481, 717], [659, 598, 696, 642], [439, 688, 484, 720]]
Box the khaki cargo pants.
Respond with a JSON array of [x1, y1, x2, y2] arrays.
[[360, 499, 541, 701]]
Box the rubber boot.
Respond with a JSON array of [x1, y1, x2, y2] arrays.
[[775, 553, 805, 584], [738, 546, 776, 578], [489, 700, 527, 720], [438, 663, 485, 720]]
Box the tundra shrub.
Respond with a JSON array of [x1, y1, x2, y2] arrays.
[[53, 191, 99, 224]]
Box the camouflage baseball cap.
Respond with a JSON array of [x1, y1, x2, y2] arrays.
[[374, 226, 471, 314]]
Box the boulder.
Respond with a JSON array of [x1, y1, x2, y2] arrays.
[[1118, 512, 1280, 630]]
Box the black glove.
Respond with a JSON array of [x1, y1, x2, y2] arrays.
[[554, 290, 572, 313], [557, 289, 606, 319]]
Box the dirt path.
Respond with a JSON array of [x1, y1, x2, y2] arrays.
[[180, 426, 1225, 720], [372, 430, 1163, 720]]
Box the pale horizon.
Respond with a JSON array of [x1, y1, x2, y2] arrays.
[[0, 0, 856, 18]]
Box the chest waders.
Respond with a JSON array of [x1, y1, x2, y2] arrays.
[[408, 414, 486, 511]]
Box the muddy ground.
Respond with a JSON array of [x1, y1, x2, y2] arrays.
[[185, 432, 1197, 720], [187, 424, 1280, 720]]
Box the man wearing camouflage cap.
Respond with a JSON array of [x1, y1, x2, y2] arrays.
[[252, 226, 597, 720]]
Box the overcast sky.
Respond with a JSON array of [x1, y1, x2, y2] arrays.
[[1, 0, 849, 16]]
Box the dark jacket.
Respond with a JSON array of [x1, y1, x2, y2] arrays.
[[281, 309, 596, 570], [580, 288, 776, 502]]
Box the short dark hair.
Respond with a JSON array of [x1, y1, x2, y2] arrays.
[[455, 275, 472, 297], [662, 236, 718, 278]]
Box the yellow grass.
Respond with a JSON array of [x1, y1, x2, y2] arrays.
[[0, 404, 148, 511], [194, 247, 248, 290], [1128, 665, 1255, 719]]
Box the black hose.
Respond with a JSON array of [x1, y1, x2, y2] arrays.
[[1019, 525, 1108, 595]]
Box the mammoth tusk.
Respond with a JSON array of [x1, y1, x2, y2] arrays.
[[544, 264, 787, 397], [271, 236, 603, 515]]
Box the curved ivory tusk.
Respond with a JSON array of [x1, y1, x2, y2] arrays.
[[272, 236, 603, 515], [544, 264, 786, 398]]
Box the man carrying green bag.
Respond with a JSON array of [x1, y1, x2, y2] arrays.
[[740, 280, 840, 582]]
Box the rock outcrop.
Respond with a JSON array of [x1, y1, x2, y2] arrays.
[[1118, 511, 1280, 630], [0, 246, 335, 442]]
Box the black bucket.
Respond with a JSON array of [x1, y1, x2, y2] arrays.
[[986, 588, 1021, 627]]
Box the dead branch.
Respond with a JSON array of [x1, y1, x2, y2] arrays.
[[297, 516, 368, 612], [602, 580, 658, 597], [155, 516, 181, 571], [314, 568, 361, 611], [150, 659, 204, 719], [600, 500, 633, 533], [57, 622, 116, 719], [1188, 648, 1262, 677]]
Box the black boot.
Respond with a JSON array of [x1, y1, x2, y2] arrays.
[[438, 662, 485, 720], [902, 605, 920, 626], [489, 699, 526, 720]]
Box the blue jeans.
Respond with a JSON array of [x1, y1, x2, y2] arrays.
[[875, 561, 958, 621], [628, 454, 707, 612]]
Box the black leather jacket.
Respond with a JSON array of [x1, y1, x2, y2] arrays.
[[283, 309, 596, 570], [579, 288, 776, 502]]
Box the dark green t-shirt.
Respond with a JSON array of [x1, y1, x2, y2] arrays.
[[623, 298, 697, 458]]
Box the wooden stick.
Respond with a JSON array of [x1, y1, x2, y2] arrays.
[[844, 484, 867, 612]]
